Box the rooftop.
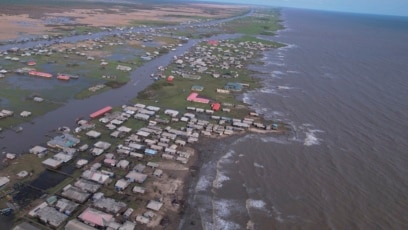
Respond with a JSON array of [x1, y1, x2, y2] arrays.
[[78, 207, 113, 228]]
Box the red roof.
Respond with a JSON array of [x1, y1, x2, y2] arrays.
[[211, 103, 221, 111], [208, 40, 219, 46], [28, 71, 52, 78], [90, 106, 112, 118], [78, 208, 113, 227], [57, 75, 70, 81], [186, 93, 209, 104], [187, 92, 199, 101]]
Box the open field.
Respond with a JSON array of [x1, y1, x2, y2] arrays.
[[0, 0, 248, 41]]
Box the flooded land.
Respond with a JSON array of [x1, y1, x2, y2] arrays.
[[0, 1, 285, 229]]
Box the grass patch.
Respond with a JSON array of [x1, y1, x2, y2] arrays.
[[0, 154, 46, 208], [222, 9, 283, 36]]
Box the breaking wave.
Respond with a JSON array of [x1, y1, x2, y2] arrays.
[[304, 129, 324, 146], [246, 199, 267, 210], [253, 162, 264, 169], [212, 199, 243, 230]]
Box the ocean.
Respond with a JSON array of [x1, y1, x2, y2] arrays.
[[180, 8, 408, 230]]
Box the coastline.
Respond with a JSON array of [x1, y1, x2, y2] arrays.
[[0, 6, 286, 229], [179, 134, 244, 229]]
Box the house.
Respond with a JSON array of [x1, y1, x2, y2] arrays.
[[216, 88, 230, 94], [29, 146, 47, 155], [65, 219, 97, 230], [134, 113, 150, 121], [74, 179, 101, 193], [36, 206, 68, 228], [89, 106, 112, 119], [224, 82, 243, 91], [90, 148, 104, 156], [164, 109, 179, 117], [86, 130, 101, 139], [82, 170, 111, 185], [103, 158, 117, 167], [115, 179, 130, 191], [130, 152, 144, 159], [94, 141, 111, 150], [20, 111, 32, 117], [146, 162, 159, 169], [211, 103, 221, 111], [146, 200, 163, 211], [162, 153, 175, 160], [117, 160, 130, 169], [0, 177, 10, 188], [33, 97, 44, 102], [144, 148, 157, 155], [186, 93, 210, 104], [76, 159, 89, 168], [132, 186, 146, 194], [117, 126, 132, 133], [207, 40, 219, 46], [125, 171, 147, 184], [55, 198, 79, 216], [2, 106, 13, 116], [191, 85, 204, 91], [61, 185, 91, 203], [136, 215, 150, 224], [153, 169, 163, 177], [53, 152, 73, 163], [123, 208, 134, 219], [134, 103, 146, 109], [78, 144, 89, 152], [116, 65, 132, 71], [28, 71, 52, 78], [42, 158, 63, 169], [47, 133, 80, 149], [133, 163, 146, 173], [93, 197, 127, 213], [12, 222, 41, 230], [128, 143, 144, 150], [78, 207, 114, 228]]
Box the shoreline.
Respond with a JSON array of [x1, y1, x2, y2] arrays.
[[0, 6, 286, 229], [178, 134, 245, 229]]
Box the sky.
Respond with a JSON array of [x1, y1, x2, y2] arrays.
[[197, 0, 408, 17]]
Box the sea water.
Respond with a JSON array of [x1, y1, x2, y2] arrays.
[[182, 8, 408, 230]]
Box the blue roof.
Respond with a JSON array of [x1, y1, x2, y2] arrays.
[[144, 149, 157, 155], [224, 82, 243, 91]]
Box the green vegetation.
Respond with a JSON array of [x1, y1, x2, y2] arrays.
[[0, 154, 46, 208], [223, 9, 283, 36]]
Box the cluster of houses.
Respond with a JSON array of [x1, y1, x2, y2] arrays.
[[0, 24, 186, 85], [4, 18, 282, 230], [18, 98, 276, 229], [168, 39, 270, 88], [0, 107, 35, 121]]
